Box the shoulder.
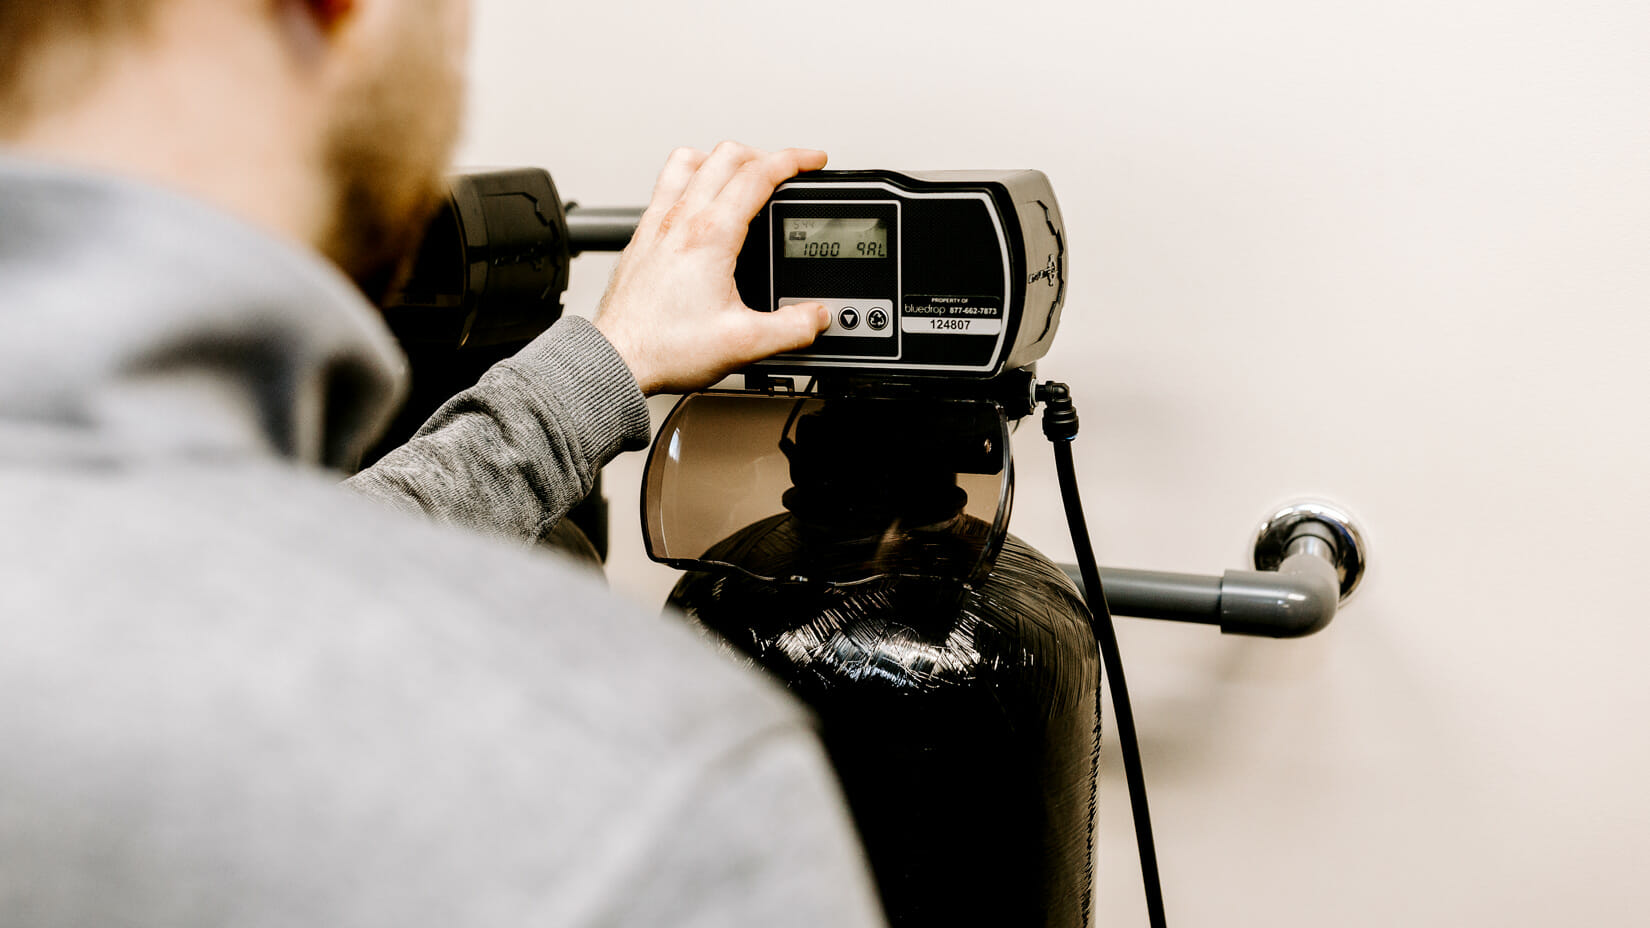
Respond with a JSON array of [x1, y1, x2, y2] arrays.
[[1, 457, 808, 787], [0, 461, 831, 925]]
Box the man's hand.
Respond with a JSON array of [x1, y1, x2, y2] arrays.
[[593, 143, 832, 396]]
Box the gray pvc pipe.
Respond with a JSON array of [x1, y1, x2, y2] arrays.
[[1085, 568, 1223, 624], [1062, 538, 1342, 639]]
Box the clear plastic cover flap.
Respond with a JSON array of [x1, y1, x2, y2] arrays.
[[643, 392, 1013, 587]]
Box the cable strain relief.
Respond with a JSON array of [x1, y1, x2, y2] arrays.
[[1037, 380, 1081, 441]]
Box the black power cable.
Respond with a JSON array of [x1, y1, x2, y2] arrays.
[[1038, 381, 1168, 928]]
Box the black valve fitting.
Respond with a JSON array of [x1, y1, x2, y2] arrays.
[[1037, 381, 1081, 441]]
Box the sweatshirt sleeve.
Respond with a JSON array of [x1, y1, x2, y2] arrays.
[[344, 316, 652, 544]]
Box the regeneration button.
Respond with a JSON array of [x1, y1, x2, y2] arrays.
[[867, 308, 889, 331], [838, 307, 861, 330]]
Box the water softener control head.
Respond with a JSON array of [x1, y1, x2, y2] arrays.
[[735, 170, 1066, 382]]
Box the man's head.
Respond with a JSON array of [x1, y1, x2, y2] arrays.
[[0, 0, 470, 297]]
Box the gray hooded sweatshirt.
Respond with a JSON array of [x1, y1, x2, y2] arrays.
[[0, 157, 885, 928]]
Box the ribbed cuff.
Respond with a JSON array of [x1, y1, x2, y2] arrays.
[[506, 315, 653, 464]]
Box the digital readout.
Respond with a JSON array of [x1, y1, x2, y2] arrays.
[[783, 217, 889, 259]]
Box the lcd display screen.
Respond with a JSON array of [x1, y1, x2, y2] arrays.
[[784, 217, 889, 259]]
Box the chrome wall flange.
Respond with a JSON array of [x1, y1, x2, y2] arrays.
[[1253, 502, 1368, 600]]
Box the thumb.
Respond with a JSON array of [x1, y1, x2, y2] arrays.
[[737, 302, 831, 361]]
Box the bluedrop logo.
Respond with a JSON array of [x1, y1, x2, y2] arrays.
[[1028, 254, 1059, 288]]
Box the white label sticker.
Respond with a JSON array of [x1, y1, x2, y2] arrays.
[[900, 317, 1003, 336]]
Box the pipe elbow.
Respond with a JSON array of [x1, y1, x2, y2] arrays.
[[1219, 553, 1341, 638], [1278, 558, 1341, 637]]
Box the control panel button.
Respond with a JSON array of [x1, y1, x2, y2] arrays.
[[777, 298, 895, 339]]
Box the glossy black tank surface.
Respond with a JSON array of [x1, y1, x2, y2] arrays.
[[670, 528, 1101, 928]]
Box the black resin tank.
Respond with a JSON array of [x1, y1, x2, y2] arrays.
[[648, 393, 1102, 927]]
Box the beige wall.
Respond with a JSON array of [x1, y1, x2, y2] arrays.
[[459, 1, 1650, 923]]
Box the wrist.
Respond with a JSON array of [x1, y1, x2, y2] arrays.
[[593, 314, 660, 396]]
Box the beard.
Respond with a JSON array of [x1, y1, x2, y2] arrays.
[[317, 3, 465, 305]]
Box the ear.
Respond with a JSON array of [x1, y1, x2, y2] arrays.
[[302, 0, 356, 33]]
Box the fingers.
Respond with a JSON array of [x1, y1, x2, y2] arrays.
[[650, 147, 708, 206], [729, 302, 831, 364], [638, 147, 708, 237], [641, 143, 829, 252], [677, 140, 763, 211], [702, 148, 828, 234]]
